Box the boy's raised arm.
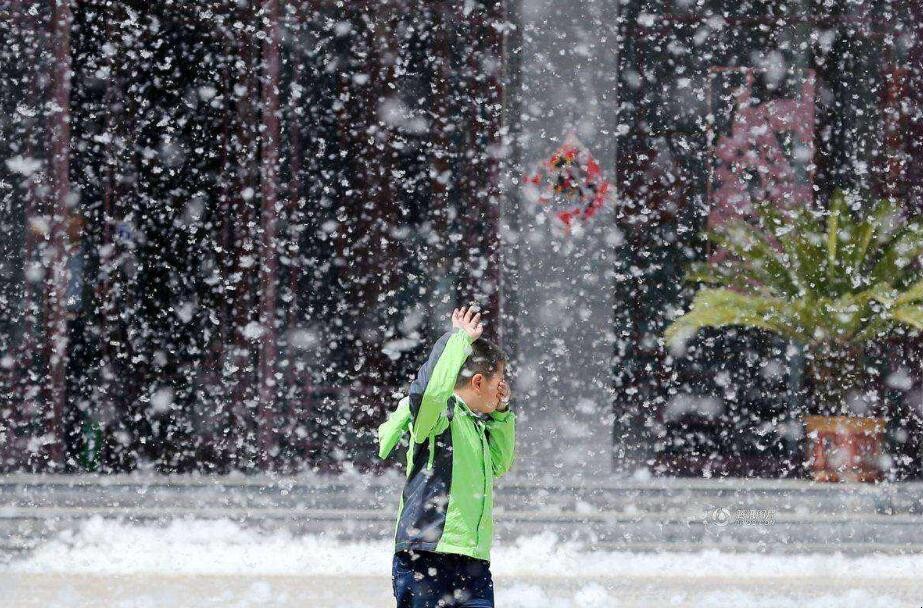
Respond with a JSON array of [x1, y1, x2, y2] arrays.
[[408, 307, 482, 441]]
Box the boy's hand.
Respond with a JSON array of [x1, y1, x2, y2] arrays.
[[452, 305, 483, 341], [496, 380, 511, 411]]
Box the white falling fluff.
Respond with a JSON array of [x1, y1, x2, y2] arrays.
[[5, 519, 920, 607], [5, 518, 923, 579]]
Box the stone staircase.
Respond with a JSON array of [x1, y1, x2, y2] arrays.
[[3, 473, 923, 561]]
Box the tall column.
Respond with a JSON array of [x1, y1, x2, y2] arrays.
[[258, 0, 281, 468], [907, 2, 923, 211], [499, 0, 522, 358], [456, 1, 504, 339], [46, 0, 73, 469]]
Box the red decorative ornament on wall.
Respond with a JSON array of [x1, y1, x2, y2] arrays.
[[524, 135, 611, 231]]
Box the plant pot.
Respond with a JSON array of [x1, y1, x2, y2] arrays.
[[804, 416, 885, 483]]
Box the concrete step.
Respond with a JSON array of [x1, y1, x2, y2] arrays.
[[4, 506, 923, 549], [3, 474, 919, 514], [4, 474, 923, 558]]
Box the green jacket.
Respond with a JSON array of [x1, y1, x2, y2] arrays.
[[378, 329, 516, 561]]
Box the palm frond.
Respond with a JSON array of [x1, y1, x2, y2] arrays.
[[668, 190, 923, 350], [777, 208, 828, 296], [894, 278, 923, 307], [851, 197, 901, 276], [684, 260, 768, 292], [892, 306, 923, 332], [871, 221, 923, 286], [665, 288, 808, 347], [707, 219, 800, 297]]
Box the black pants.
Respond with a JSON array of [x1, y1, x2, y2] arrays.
[[392, 549, 494, 608]]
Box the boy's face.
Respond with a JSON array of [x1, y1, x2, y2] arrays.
[[468, 362, 506, 414]]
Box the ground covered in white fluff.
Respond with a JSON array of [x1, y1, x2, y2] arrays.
[[3, 518, 922, 607]]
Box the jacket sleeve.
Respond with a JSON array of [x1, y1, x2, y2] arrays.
[[377, 396, 412, 459], [408, 329, 472, 442], [486, 409, 516, 477]]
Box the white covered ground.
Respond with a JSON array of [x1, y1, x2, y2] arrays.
[[4, 518, 922, 607]]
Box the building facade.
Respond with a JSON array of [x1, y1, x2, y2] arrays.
[[1, 1, 922, 479]]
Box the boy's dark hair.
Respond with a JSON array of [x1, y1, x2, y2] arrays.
[[455, 337, 507, 388]]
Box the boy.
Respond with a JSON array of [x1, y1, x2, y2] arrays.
[[378, 306, 515, 608]]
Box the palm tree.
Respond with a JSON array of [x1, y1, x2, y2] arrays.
[[665, 189, 923, 415]]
